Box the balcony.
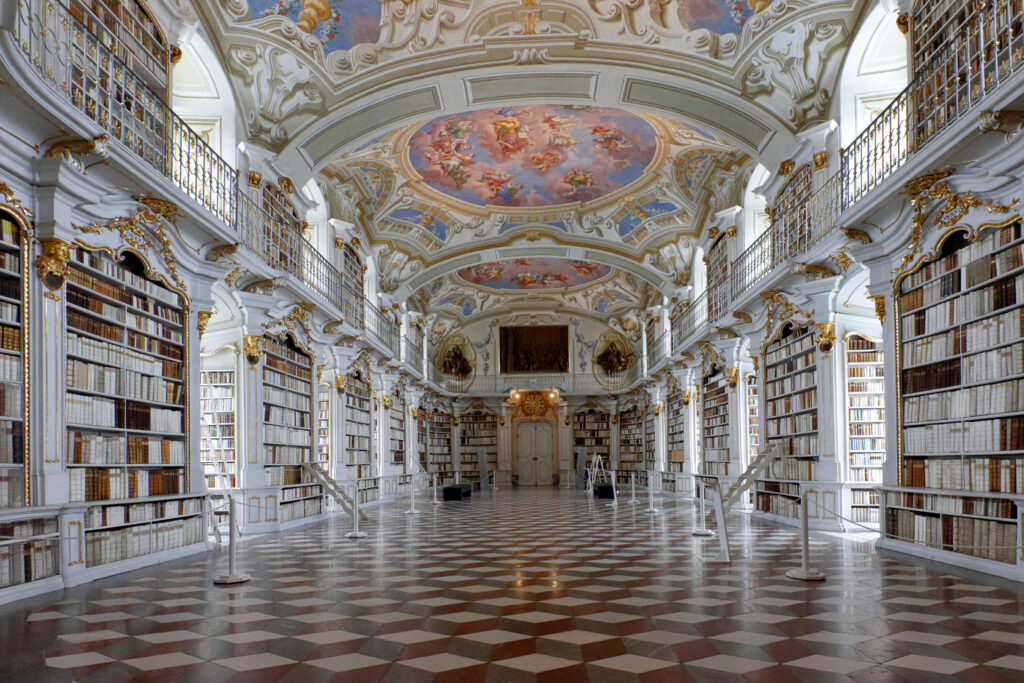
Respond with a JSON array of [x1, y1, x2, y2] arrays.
[[670, 291, 708, 355], [10, 0, 398, 349], [364, 300, 400, 357], [439, 370, 638, 396], [647, 331, 669, 371]]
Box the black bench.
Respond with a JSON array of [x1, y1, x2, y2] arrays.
[[594, 483, 615, 500], [443, 484, 473, 501]]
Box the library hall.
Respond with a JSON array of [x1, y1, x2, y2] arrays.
[[2, 0, 1024, 680]]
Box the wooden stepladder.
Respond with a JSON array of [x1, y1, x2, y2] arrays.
[[586, 451, 609, 492]]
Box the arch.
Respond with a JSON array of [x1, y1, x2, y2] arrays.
[[172, 31, 239, 164], [835, 4, 908, 148], [740, 163, 770, 249]]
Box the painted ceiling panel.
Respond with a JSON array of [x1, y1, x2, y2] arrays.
[[457, 258, 612, 290]]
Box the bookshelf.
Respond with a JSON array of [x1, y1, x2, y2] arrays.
[[0, 211, 26, 511], [316, 383, 330, 472], [458, 409, 497, 481], [911, 0, 971, 70], [701, 370, 730, 476], [261, 335, 321, 521], [416, 408, 427, 472], [0, 511, 60, 591], [885, 223, 1024, 573], [757, 324, 819, 520], [390, 394, 406, 465], [746, 374, 760, 465], [428, 412, 454, 483], [573, 408, 610, 472], [342, 245, 364, 328], [666, 391, 686, 472], [199, 351, 235, 490], [846, 335, 885, 526], [617, 406, 643, 473], [344, 371, 372, 481], [64, 246, 205, 566], [644, 409, 656, 471]]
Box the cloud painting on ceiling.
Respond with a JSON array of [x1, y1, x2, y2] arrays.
[[408, 106, 658, 208], [683, 0, 755, 33], [250, 0, 381, 52], [457, 258, 612, 290]]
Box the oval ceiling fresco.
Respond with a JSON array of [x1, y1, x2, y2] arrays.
[[457, 258, 613, 290], [408, 105, 658, 208]]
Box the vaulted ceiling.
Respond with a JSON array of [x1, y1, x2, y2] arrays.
[[195, 0, 865, 324]]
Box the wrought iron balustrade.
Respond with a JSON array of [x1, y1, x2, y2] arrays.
[[440, 370, 637, 395], [672, 291, 707, 351], [365, 300, 400, 356]]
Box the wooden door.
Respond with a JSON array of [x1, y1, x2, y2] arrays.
[[517, 422, 553, 486]]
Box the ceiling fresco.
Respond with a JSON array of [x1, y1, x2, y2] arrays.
[[408, 106, 659, 208], [457, 258, 613, 291], [248, 0, 382, 52]]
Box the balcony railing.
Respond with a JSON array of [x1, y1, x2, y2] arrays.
[[13, 0, 398, 345], [441, 370, 638, 395], [365, 300, 399, 356], [648, 331, 668, 369], [732, 1, 1024, 298], [671, 292, 707, 354]]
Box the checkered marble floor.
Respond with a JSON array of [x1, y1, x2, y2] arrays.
[[4, 488, 1024, 682]]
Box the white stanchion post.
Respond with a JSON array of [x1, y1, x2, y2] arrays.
[[407, 473, 421, 514], [214, 497, 251, 584], [693, 480, 715, 537], [455, 471, 460, 485], [432, 473, 442, 504], [628, 471, 638, 505], [609, 473, 618, 506], [491, 472, 497, 491], [346, 482, 367, 539], [646, 471, 659, 514], [786, 492, 826, 581]]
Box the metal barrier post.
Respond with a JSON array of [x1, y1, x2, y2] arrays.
[[646, 471, 659, 514], [213, 498, 251, 584], [628, 471, 638, 505], [346, 483, 367, 539], [432, 473, 442, 504], [407, 473, 421, 514], [786, 492, 826, 581], [694, 480, 715, 537]]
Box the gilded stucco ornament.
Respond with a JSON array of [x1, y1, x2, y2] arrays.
[[726, 367, 739, 388], [732, 311, 753, 325], [815, 322, 836, 354], [133, 195, 179, 223], [812, 151, 828, 170], [868, 295, 886, 323], [206, 243, 241, 262], [0, 182, 33, 218], [335, 374, 347, 394], [36, 237, 72, 291], [197, 311, 214, 338], [843, 228, 872, 244], [243, 335, 262, 366], [681, 390, 691, 406]]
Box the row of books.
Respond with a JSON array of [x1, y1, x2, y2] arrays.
[[0, 539, 57, 589], [765, 353, 815, 380], [885, 491, 1017, 519], [765, 330, 815, 365], [905, 381, 1024, 422], [847, 365, 884, 379], [901, 358, 960, 395], [960, 272, 1024, 321], [264, 426, 310, 446], [899, 250, 959, 291], [265, 352, 313, 381], [0, 277, 18, 304], [852, 489, 880, 506], [901, 457, 1024, 492], [899, 270, 960, 313], [0, 420, 24, 465], [755, 492, 799, 517], [901, 328, 962, 367], [126, 310, 182, 344], [905, 417, 1024, 454], [69, 467, 183, 502], [0, 302, 18, 326], [84, 497, 204, 528], [265, 465, 308, 486], [0, 324, 20, 353], [850, 467, 883, 482], [0, 355, 20, 384], [964, 232, 1024, 286], [765, 371, 817, 398], [850, 422, 885, 436], [67, 360, 183, 405], [885, 508, 1017, 564], [263, 337, 311, 368], [281, 485, 322, 501], [0, 381, 20, 418], [765, 413, 817, 436], [0, 468, 25, 507], [67, 431, 184, 464], [345, 435, 370, 450], [280, 497, 322, 522], [67, 333, 180, 380], [900, 300, 959, 340], [0, 251, 20, 275], [765, 457, 817, 481], [264, 406, 310, 428], [850, 408, 885, 422], [766, 389, 816, 416], [962, 340, 1024, 384], [264, 445, 310, 464], [702, 462, 728, 476], [0, 517, 56, 539], [201, 371, 233, 385], [850, 451, 884, 466], [767, 434, 818, 457], [346, 422, 371, 437], [263, 367, 309, 394], [85, 516, 203, 567], [70, 250, 178, 305], [963, 306, 1024, 354], [852, 507, 880, 523]]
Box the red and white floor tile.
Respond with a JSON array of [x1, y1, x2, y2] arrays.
[[3, 488, 1024, 682]]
